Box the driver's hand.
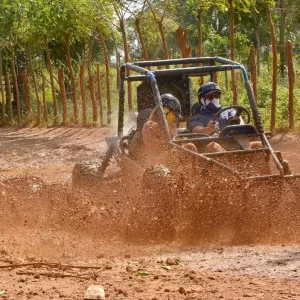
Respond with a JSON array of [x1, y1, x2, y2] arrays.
[[207, 120, 216, 134]]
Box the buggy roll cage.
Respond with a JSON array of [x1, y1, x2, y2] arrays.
[[119, 56, 263, 136], [118, 56, 284, 176]]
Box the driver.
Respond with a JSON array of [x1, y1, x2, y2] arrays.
[[188, 82, 236, 135], [188, 82, 262, 152]]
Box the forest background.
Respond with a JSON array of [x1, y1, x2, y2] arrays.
[[0, 0, 299, 132]]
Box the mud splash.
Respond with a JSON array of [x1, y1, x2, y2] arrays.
[[1, 170, 300, 263]]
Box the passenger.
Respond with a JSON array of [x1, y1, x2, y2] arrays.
[[142, 93, 182, 149]]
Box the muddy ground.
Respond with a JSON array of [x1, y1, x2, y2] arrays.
[[0, 127, 300, 300]]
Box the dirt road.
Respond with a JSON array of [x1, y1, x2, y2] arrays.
[[0, 127, 300, 300]]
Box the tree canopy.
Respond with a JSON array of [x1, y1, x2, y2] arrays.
[[0, 0, 299, 68]]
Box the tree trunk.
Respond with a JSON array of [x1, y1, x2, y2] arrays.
[[211, 51, 218, 84], [254, 15, 261, 77], [79, 64, 87, 126], [279, 0, 286, 78], [10, 46, 21, 124], [97, 64, 104, 127], [111, 30, 121, 88], [197, 9, 204, 85], [88, 35, 94, 77], [42, 74, 49, 125], [266, 4, 278, 133], [250, 44, 258, 102], [27, 51, 41, 125], [135, 17, 149, 61], [197, 9, 202, 58], [5, 73, 13, 123], [58, 68, 68, 126], [89, 75, 98, 124], [116, 51, 121, 89], [229, 0, 237, 105], [0, 49, 5, 122], [175, 27, 192, 67], [44, 36, 58, 123], [158, 22, 169, 60], [146, 0, 169, 67], [65, 33, 78, 124], [225, 71, 229, 90], [22, 71, 32, 123], [120, 18, 133, 113], [96, 28, 112, 124], [87, 35, 98, 125], [158, 22, 169, 67], [286, 40, 294, 129]]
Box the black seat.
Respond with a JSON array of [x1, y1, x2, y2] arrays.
[[191, 102, 202, 116]]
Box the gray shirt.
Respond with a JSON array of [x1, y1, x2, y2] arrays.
[[188, 109, 236, 132]]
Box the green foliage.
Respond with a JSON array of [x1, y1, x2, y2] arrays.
[[0, 0, 115, 69], [0, 0, 299, 130], [203, 32, 230, 56]]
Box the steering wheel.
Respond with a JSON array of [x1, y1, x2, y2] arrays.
[[212, 105, 251, 124]]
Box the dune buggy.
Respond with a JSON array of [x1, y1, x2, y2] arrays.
[[73, 56, 300, 242]]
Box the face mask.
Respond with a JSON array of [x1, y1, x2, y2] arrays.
[[210, 97, 220, 108], [200, 97, 220, 112]]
